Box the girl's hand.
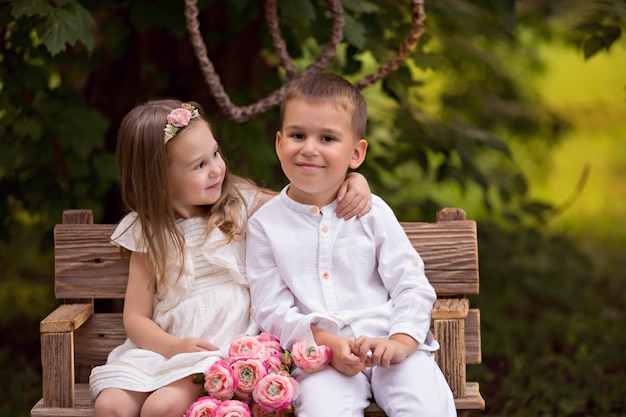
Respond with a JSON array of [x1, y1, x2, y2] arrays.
[[336, 172, 372, 219], [166, 337, 220, 358]]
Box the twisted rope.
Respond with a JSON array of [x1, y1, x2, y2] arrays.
[[355, 0, 425, 89], [184, 0, 425, 123]]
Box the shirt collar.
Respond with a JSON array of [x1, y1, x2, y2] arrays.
[[280, 185, 338, 216]]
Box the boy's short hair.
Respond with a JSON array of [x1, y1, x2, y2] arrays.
[[280, 73, 367, 139]]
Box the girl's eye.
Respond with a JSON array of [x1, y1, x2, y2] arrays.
[[212, 150, 220, 158], [291, 133, 304, 139], [194, 161, 205, 170]]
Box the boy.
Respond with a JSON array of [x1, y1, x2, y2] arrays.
[[245, 73, 456, 417]]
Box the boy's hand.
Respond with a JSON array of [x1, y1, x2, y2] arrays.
[[355, 334, 418, 368], [311, 326, 366, 376], [327, 335, 367, 376]]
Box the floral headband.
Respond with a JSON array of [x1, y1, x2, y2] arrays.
[[164, 103, 200, 143]]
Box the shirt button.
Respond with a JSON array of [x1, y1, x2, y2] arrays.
[[412, 259, 420, 266], [249, 306, 255, 314], [310, 207, 319, 214], [321, 226, 329, 233], [332, 311, 340, 317], [322, 272, 330, 279]]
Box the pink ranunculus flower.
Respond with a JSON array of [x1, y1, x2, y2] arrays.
[[291, 340, 331, 373], [184, 396, 221, 417], [256, 332, 283, 355], [265, 353, 286, 374], [167, 108, 192, 127], [231, 358, 268, 401], [252, 373, 300, 412], [229, 334, 270, 362], [204, 359, 238, 400], [211, 399, 252, 417]]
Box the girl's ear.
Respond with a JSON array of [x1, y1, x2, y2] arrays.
[[349, 139, 368, 169], [275, 131, 283, 162]]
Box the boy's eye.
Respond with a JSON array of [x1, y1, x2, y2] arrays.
[[321, 136, 335, 142], [291, 133, 304, 139]]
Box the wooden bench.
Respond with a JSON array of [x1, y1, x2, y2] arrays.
[[31, 208, 485, 417]]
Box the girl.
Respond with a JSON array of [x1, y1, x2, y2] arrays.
[[88, 99, 371, 417]]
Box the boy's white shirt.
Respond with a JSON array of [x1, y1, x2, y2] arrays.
[[246, 185, 439, 352]]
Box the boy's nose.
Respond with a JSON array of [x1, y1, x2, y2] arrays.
[[301, 138, 318, 155]]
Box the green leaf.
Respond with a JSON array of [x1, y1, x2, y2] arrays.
[[279, 0, 316, 25], [343, 13, 366, 49], [602, 25, 621, 47], [58, 106, 109, 158], [343, 0, 380, 14], [10, 0, 53, 18], [39, 2, 95, 56], [583, 36, 606, 60], [12, 118, 43, 142]]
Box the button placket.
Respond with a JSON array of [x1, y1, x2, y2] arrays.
[[318, 211, 336, 309]]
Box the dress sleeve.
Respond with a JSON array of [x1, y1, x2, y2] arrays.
[[239, 187, 262, 220], [110, 212, 147, 253]]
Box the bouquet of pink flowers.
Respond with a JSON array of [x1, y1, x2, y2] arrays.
[[185, 332, 331, 417]]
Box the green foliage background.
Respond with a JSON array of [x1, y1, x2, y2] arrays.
[[1, 0, 625, 416]]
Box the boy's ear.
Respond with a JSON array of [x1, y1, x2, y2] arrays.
[[349, 139, 368, 169]]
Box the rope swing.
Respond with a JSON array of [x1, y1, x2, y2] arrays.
[[184, 0, 426, 123]]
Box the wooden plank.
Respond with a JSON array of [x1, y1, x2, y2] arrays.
[[455, 382, 485, 410], [402, 221, 479, 295], [54, 224, 128, 299], [465, 309, 481, 365], [434, 319, 466, 398], [74, 314, 126, 366], [32, 383, 484, 417], [432, 298, 469, 320], [40, 304, 93, 334], [54, 221, 478, 299], [70, 313, 482, 369], [31, 384, 93, 417], [41, 333, 74, 408], [62, 210, 93, 225]]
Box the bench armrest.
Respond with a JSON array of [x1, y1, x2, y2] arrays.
[[40, 303, 94, 408], [432, 297, 468, 399]]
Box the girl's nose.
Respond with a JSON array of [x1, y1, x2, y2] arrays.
[[208, 160, 221, 177]]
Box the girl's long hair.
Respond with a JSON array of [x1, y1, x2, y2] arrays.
[[115, 98, 259, 294]]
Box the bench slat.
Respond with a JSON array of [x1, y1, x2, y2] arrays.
[[71, 310, 482, 367], [32, 382, 485, 417], [54, 221, 478, 299]]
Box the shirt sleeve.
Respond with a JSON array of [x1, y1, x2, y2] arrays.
[[365, 198, 437, 344]]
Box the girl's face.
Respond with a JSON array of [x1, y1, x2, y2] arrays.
[[166, 119, 225, 218]]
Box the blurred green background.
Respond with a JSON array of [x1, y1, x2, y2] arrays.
[[1, 1, 625, 416]]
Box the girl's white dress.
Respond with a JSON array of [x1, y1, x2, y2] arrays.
[[89, 191, 260, 397]]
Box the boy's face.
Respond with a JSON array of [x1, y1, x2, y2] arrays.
[[276, 98, 367, 207]]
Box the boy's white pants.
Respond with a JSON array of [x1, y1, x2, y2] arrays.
[[292, 349, 456, 417]]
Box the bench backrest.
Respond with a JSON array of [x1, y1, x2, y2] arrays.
[[54, 209, 480, 377]]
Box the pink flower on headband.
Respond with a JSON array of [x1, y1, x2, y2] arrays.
[[164, 103, 200, 142]]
